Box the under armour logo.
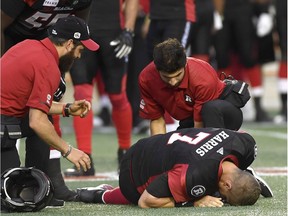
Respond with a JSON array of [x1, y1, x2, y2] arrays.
[[185, 94, 192, 103]]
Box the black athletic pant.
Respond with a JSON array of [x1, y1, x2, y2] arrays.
[[1, 114, 51, 174], [178, 99, 243, 131]]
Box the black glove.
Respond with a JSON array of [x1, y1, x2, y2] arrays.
[[110, 28, 134, 59], [53, 76, 66, 102]]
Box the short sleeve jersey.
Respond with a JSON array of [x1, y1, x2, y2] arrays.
[[139, 57, 225, 122], [150, 0, 196, 22], [0, 38, 61, 117], [125, 128, 257, 203], [2, 0, 92, 41]]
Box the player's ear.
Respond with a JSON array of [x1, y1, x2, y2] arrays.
[[65, 39, 74, 52], [223, 180, 232, 190]]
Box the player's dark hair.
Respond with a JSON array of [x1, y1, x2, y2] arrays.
[[228, 170, 261, 206], [153, 38, 187, 73], [48, 35, 82, 47]]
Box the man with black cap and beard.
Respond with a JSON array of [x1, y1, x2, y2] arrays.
[[0, 16, 98, 205], [1, 0, 93, 205]]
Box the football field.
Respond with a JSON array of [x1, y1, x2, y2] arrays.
[[15, 120, 287, 216]]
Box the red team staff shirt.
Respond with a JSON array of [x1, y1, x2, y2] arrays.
[[0, 38, 61, 118], [139, 57, 226, 122]]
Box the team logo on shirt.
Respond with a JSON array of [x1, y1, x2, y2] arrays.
[[46, 94, 52, 105], [184, 94, 193, 103], [140, 99, 145, 110], [191, 185, 206, 197]]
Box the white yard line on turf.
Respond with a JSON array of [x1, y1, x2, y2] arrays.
[[64, 167, 288, 182]]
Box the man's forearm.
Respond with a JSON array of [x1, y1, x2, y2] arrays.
[[138, 190, 175, 208], [49, 101, 66, 115], [29, 108, 69, 154], [150, 117, 166, 135], [124, 0, 138, 30]]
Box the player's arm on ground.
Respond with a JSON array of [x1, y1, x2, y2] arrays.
[[138, 173, 176, 208], [138, 190, 175, 208]]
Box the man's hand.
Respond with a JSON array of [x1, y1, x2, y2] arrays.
[[194, 195, 224, 207], [110, 29, 134, 59], [65, 147, 91, 172], [69, 99, 91, 118]]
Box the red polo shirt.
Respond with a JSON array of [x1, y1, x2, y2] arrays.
[[139, 57, 225, 122], [0, 38, 60, 117]]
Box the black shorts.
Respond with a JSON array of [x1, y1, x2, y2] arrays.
[[70, 30, 127, 94], [119, 146, 172, 205], [119, 157, 141, 205]]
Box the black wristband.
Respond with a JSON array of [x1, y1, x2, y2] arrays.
[[63, 103, 72, 117], [124, 28, 135, 37]]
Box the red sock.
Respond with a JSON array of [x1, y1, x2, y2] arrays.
[[73, 84, 94, 154], [73, 111, 93, 154], [230, 54, 244, 80], [109, 93, 132, 150], [103, 187, 130, 204], [279, 61, 287, 78], [244, 65, 262, 87]]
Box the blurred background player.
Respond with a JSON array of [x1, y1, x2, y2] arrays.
[[274, 0, 287, 122], [187, 0, 214, 63], [144, 0, 196, 131], [126, 0, 150, 134], [64, 0, 138, 176], [1, 0, 92, 204], [212, 0, 271, 122]]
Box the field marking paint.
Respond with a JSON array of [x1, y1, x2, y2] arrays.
[[64, 167, 287, 182], [249, 130, 287, 140]]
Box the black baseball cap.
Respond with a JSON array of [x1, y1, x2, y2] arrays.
[[48, 16, 99, 51]]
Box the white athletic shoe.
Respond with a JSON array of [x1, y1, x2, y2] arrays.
[[246, 167, 273, 198]]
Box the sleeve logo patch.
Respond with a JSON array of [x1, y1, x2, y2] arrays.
[[191, 185, 206, 197]]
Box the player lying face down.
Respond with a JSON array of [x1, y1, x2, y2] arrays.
[[76, 128, 265, 208]]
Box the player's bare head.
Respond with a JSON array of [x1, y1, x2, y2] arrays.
[[225, 170, 261, 206], [153, 38, 186, 74]]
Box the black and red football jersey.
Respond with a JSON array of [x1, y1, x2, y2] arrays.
[[87, 0, 124, 33], [125, 127, 257, 202], [2, 0, 91, 41]]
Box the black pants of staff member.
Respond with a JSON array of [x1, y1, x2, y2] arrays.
[[1, 114, 50, 174], [178, 99, 243, 131]]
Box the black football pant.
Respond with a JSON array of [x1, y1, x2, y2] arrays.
[[178, 99, 243, 131]]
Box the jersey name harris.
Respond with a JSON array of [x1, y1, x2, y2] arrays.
[[195, 131, 229, 157]]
